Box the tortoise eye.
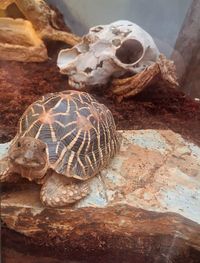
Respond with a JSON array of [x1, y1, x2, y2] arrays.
[[17, 141, 21, 147], [42, 147, 46, 153]]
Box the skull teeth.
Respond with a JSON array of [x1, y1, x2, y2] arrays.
[[68, 79, 85, 90]]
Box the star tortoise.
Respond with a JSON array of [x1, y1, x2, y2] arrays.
[[0, 90, 121, 207]]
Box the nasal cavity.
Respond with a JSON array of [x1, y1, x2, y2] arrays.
[[115, 39, 144, 64]]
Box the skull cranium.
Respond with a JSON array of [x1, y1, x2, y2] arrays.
[[57, 20, 160, 89]]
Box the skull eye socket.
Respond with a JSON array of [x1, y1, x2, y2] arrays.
[[115, 39, 144, 64]]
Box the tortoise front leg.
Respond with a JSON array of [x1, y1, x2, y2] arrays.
[[40, 172, 90, 207], [0, 157, 19, 182]]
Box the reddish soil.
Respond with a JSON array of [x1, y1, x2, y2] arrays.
[[0, 41, 200, 145]]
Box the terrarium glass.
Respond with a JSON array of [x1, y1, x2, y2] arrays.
[[0, 1, 199, 263]]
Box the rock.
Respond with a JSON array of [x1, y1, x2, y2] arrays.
[[1, 129, 200, 261], [2, 198, 200, 262]]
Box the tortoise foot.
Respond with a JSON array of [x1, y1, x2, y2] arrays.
[[40, 173, 90, 207]]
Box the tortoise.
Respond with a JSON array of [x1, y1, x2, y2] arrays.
[[0, 90, 120, 207]]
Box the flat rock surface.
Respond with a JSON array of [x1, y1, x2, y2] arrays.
[[81, 129, 200, 223], [2, 129, 199, 224]]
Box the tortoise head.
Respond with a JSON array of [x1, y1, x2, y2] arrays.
[[9, 136, 48, 181]]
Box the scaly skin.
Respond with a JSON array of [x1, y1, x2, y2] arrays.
[[40, 172, 90, 207], [0, 156, 19, 182]]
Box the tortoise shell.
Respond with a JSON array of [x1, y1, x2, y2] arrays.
[[17, 90, 120, 180]]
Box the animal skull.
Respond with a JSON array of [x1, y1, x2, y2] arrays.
[[57, 20, 160, 89]]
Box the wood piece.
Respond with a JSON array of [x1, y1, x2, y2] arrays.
[[0, 17, 47, 62], [1, 188, 200, 261], [0, 0, 81, 46], [0, 0, 81, 62], [111, 54, 179, 101], [0, 0, 15, 10], [171, 0, 200, 98], [171, 0, 200, 80]]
